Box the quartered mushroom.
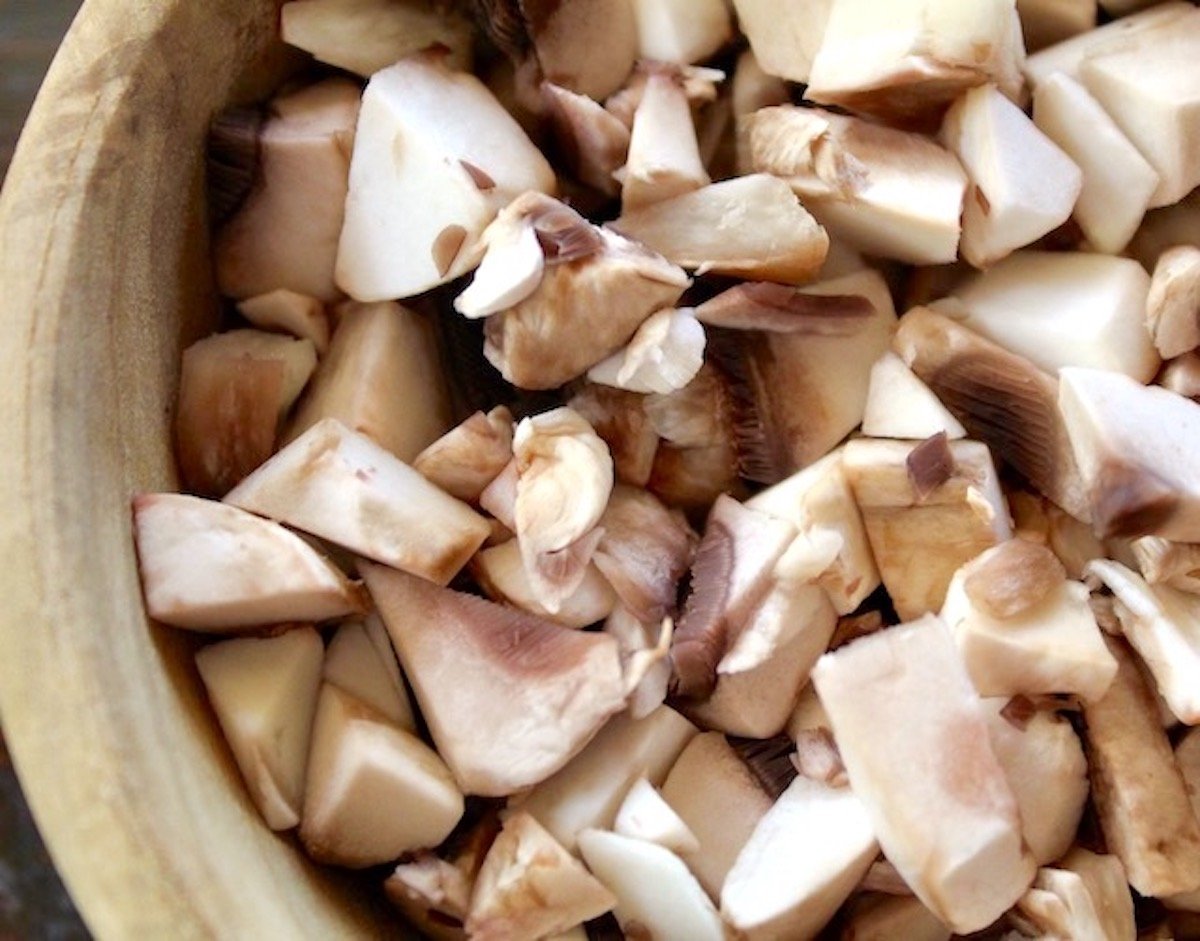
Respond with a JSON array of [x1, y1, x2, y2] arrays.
[[938, 251, 1158, 382], [805, 0, 1025, 127], [236, 289, 331, 355], [362, 563, 627, 797], [1146, 245, 1200, 360], [577, 828, 725, 941], [940, 85, 1083, 269], [812, 615, 1036, 934], [196, 628, 325, 830], [511, 407, 614, 613], [731, 0, 833, 85], [1032, 73, 1160, 254], [541, 83, 630, 197], [322, 617, 416, 732], [586, 308, 706, 396], [612, 777, 700, 855], [465, 812, 616, 941], [842, 437, 1012, 620], [511, 706, 698, 853], [567, 385, 661, 489], [471, 540, 617, 629], [659, 731, 777, 899], [224, 420, 490, 585], [215, 78, 361, 302], [281, 0, 475, 77], [1058, 367, 1200, 541], [299, 684, 465, 868], [285, 300, 452, 463], [747, 105, 968, 266], [721, 775, 879, 941], [414, 407, 514, 504], [1080, 638, 1200, 898], [861, 352, 966, 442], [133, 493, 366, 630], [894, 306, 1093, 523], [630, 0, 732, 65], [941, 540, 1118, 703], [981, 697, 1089, 866], [176, 329, 317, 496], [610, 173, 829, 285], [1014, 848, 1135, 941], [620, 64, 710, 211], [335, 51, 555, 302]]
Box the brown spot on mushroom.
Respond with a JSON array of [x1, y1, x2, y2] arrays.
[[962, 539, 1066, 620], [906, 432, 955, 502], [1092, 461, 1180, 540], [728, 734, 799, 800], [432, 224, 468, 278], [1000, 694, 1038, 731], [460, 160, 496, 192], [696, 283, 875, 335]]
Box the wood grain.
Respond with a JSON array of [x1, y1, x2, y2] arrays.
[[0, 1, 400, 937]]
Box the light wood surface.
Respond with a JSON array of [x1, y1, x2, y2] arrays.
[[0, 1, 398, 936]]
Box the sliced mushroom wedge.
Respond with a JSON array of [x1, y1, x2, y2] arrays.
[[133, 493, 366, 630], [225, 419, 490, 585], [362, 563, 627, 797]]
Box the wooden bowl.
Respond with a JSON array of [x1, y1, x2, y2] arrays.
[[0, 1, 400, 935]]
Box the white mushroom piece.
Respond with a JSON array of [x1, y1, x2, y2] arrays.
[[175, 329, 317, 495], [511, 706, 697, 853], [471, 539, 617, 629], [465, 812, 616, 941], [586, 308, 706, 396], [285, 300, 452, 463], [731, 0, 833, 85], [215, 78, 361, 302], [940, 85, 1083, 269], [860, 352, 966, 442], [894, 306, 1093, 524], [1079, 638, 1200, 898], [196, 628, 325, 830], [842, 436, 1013, 620], [1058, 367, 1200, 542], [414, 406, 514, 504], [1015, 849, 1136, 941], [1146, 246, 1200, 360], [541, 82, 630, 197], [224, 419, 490, 585], [746, 105, 968, 266], [236, 289, 330, 355], [935, 251, 1158, 382], [322, 616, 416, 732], [281, 0, 475, 77], [811, 615, 1036, 933], [335, 50, 556, 302], [630, 0, 732, 66], [612, 777, 699, 854], [300, 684, 465, 868], [567, 384, 661, 488], [455, 192, 690, 391], [941, 539, 1118, 704], [133, 493, 365, 630], [610, 173, 830, 286]]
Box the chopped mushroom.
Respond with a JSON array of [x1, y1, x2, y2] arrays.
[[285, 300, 453, 463], [941, 540, 1118, 703], [517, 0, 638, 101], [280, 0, 475, 76], [940, 85, 1083, 269], [215, 78, 361, 301], [414, 407, 514, 504], [747, 105, 968, 266], [842, 438, 1012, 620], [578, 829, 725, 941], [604, 63, 724, 128], [567, 385, 661, 488], [1087, 559, 1200, 724], [1032, 73, 1160, 255], [322, 617, 416, 732], [511, 706, 698, 853], [805, 0, 1025, 128], [225, 420, 490, 585], [721, 775, 879, 941], [385, 854, 473, 941], [604, 607, 674, 719], [236, 289, 331, 355], [362, 563, 627, 797], [1058, 367, 1200, 541], [630, 0, 732, 65], [1159, 352, 1200, 402], [613, 777, 700, 855], [1015, 851, 1136, 941], [299, 684, 465, 868], [176, 329, 318, 496], [620, 65, 710, 211], [196, 628, 324, 830], [610, 174, 829, 285], [659, 731, 776, 899], [1129, 536, 1200, 593], [541, 83, 630, 197], [811, 615, 1036, 934], [940, 251, 1158, 382], [861, 352, 967, 442], [512, 407, 614, 613], [133, 493, 366, 630], [1080, 637, 1200, 897], [731, 0, 833, 85], [465, 813, 616, 941], [1146, 246, 1200, 360], [730, 49, 789, 174], [335, 51, 555, 302], [893, 306, 1093, 523], [471, 540, 618, 629], [587, 308, 706, 395]]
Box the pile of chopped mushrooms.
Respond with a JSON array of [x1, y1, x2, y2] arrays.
[[132, 0, 1200, 937]]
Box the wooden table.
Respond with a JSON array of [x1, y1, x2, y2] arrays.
[[1, 4, 92, 936]]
